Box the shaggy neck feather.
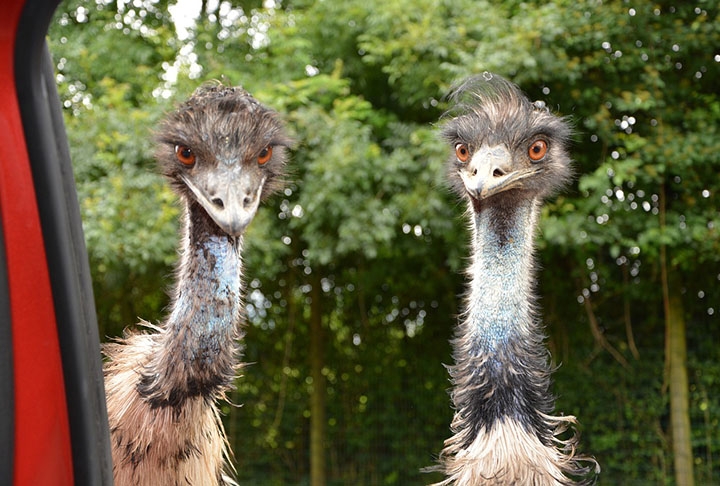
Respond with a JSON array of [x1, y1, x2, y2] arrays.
[[139, 207, 243, 407], [438, 195, 598, 483], [446, 196, 554, 439]]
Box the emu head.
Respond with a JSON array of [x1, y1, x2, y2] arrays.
[[156, 83, 292, 236], [441, 73, 572, 211]]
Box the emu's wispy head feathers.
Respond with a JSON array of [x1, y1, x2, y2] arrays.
[[441, 73, 572, 207], [155, 83, 293, 236]]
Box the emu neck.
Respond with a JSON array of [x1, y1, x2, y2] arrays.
[[440, 196, 595, 486], [168, 228, 242, 361], [466, 197, 539, 354], [141, 205, 243, 407], [449, 195, 552, 438]]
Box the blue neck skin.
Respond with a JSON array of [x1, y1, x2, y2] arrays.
[[167, 233, 243, 367], [465, 199, 538, 354]]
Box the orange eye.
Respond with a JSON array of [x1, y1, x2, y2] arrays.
[[258, 146, 273, 165], [455, 143, 470, 163], [528, 140, 548, 161], [175, 145, 196, 166]]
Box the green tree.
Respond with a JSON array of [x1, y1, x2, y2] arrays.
[[51, 0, 180, 337], [49, 0, 720, 484]]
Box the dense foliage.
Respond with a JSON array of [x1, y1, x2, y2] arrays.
[[49, 0, 719, 484]]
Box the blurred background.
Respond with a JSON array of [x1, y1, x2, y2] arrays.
[[48, 0, 718, 484]]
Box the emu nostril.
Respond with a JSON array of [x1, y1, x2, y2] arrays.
[[211, 198, 224, 209], [493, 168, 506, 178], [242, 195, 254, 208]]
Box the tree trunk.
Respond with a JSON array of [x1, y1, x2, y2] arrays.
[[660, 187, 694, 486], [309, 274, 326, 486], [664, 284, 694, 486]]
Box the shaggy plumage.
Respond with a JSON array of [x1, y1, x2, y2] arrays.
[[104, 84, 291, 486], [433, 73, 599, 485]]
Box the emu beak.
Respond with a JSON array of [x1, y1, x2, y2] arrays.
[[460, 145, 538, 200], [181, 167, 265, 237]]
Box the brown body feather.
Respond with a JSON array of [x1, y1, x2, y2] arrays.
[[105, 329, 231, 486], [439, 416, 582, 485]]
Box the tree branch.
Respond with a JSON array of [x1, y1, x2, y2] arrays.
[[581, 292, 630, 369]]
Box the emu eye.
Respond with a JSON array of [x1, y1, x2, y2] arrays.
[[455, 143, 470, 163], [175, 145, 196, 166], [258, 146, 273, 165], [528, 140, 548, 162]]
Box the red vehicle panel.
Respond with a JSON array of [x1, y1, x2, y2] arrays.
[[0, 1, 112, 484]]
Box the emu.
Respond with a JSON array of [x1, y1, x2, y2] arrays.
[[435, 73, 598, 485], [103, 84, 291, 485]]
